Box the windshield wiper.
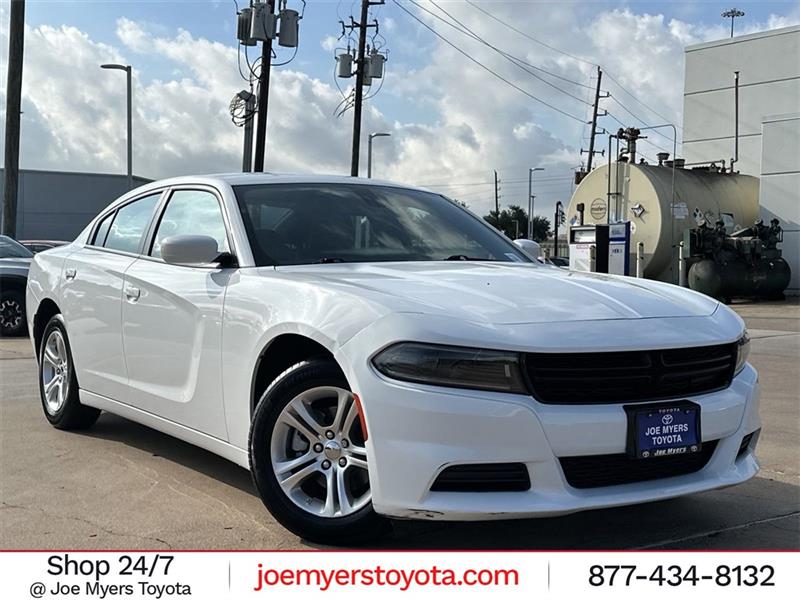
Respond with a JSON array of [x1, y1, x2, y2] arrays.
[[315, 257, 347, 264], [444, 254, 497, 261]]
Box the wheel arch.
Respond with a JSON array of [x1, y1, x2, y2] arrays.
[[32, 297, 62, 360], [250, 332, 345, 415]]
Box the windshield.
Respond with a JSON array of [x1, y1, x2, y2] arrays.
[[0, 236, 33, 259], [233, 183, 530, 266]]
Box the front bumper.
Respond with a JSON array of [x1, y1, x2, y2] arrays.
[[337, 314, 760, 521]]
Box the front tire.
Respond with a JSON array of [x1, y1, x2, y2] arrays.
[[249, 359, 389, 545], [38, 315, 100, 430]]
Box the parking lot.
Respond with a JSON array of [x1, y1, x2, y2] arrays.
[[1, 301, 797, 550]]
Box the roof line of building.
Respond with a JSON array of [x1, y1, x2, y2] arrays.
[[0, 167, 151, 181], [685, 24, 799, 53]]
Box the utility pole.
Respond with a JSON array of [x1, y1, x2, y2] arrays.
[[554, 201, 564, 257], [348, 1, 384, 177], [527, 167, 544, 239], [101, 64, 133, 189], [2, 0, 25, 237], [581, 66, 608, 173], [243, 92, 256, 172], [494, 170, 500, 218], [253, 0, 275, 172]]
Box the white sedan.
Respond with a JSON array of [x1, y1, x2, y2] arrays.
[[26, 174, 760, 544]]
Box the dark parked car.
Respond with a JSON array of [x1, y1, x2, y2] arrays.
[[0, 235, 33, 336], [546, 256, 569, 268], [20, 240, 68, 254]]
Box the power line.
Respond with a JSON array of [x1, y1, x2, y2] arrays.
[[416, 0, 592, 103], [391, 0, 588, 123], [606, 95, 676, 144], [464, 0, 682, 134], [423, 176, 573, 188], [605, 112, 673, 155], [465, 0, 592, 67], [603, 70, 682, 131]]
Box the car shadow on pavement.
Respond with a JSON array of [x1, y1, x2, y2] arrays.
[[82, 413, 257, 495], [79, 413, 799, 550]]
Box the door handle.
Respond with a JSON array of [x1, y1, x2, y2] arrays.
[[65, 268, 76, 281], [125, 285, 141, 302]]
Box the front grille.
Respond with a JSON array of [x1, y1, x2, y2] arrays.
[[524, 343, 737, 404], [559, 440, 718, 489], [431, 463, 531, 492]]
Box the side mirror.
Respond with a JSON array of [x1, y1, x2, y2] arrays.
[[514, 238, 541, 260], [160, 235, 221, 266]]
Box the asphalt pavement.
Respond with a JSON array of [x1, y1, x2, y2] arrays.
[[1, 301, 797, 549]]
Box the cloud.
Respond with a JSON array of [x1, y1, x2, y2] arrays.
[[4, 3, 799, 220], [320, 34, 338, 52]]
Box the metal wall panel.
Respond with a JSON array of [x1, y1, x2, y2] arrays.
[[0, 169, 150, 240]]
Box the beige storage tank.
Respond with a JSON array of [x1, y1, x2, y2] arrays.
[[566, 162, 759, 283]]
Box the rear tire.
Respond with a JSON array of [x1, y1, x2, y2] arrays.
[[38, 315, 100, 430], [249, 359, 390, 545], [0, 288, 26, 337]]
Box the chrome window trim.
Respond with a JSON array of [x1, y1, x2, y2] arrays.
[[135, 184, 241, 269], [84, 188, 168, 256]]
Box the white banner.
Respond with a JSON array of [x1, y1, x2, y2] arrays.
[[0, 551, 796, 599]]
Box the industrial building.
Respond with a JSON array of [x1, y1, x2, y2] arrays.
[[682, 25, 800, 294], [0, 169, 149, 241]]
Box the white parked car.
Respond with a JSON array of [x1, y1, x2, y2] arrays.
[[26, 174, 760, 544]]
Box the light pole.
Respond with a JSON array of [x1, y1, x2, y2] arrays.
[[101, 63, 133, 190], [367, 132, 391, 178], [721, 8, 745, 38], [527, 167, 544, 239]]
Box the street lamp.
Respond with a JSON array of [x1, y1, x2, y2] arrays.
[[101, 63, 133, 190], [527, 167, 545, 239], [721, 8, 745, 38], [367, 132, 391, 178]]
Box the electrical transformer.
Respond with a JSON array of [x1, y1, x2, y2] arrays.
[[250, 2, 277, 42], [337, 52, 354, 78], [278, 8, 299, 47]]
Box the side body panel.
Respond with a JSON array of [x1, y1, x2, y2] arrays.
[[60, 247, 136, 400], [121, 259, 232, 439]]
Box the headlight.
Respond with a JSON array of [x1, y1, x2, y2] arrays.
[[372, 342, 527, 393], [734, 331, 750, 375]]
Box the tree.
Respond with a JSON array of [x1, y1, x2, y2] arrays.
[[483, 205, 551, 242]]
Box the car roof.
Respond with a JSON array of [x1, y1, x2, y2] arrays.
[[126, 173, 432, 197]]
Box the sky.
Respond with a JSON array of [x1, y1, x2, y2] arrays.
[[1, 0, 799, 219]]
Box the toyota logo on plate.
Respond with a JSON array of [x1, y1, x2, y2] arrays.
[[662, 414, 674, 425]]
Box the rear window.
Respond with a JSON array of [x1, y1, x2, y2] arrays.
[[91, 212, 114, 247], [103, 194, 160, 253]]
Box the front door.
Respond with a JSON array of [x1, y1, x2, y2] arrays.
[[121, 188, 233, 440]]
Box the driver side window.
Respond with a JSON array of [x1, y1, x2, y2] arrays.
[[150, 190, 230, 259]]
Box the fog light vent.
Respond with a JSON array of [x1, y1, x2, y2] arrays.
[[431, 463, 530, 492], [737, 430, 759, 460]]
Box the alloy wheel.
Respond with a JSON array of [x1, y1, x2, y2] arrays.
[[271, 386, 370, 518], [41, 329, 70, 414], [0, 298, 23, 332]]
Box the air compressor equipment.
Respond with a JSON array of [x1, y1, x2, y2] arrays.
[[684, 218, 791, 301]]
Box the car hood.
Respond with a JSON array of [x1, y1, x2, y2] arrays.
[[273, 262, 719, 324]]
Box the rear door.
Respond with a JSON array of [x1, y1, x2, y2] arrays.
[[120, 187, 234, 439], [61, 192, 163, 401]]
